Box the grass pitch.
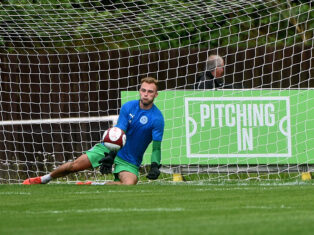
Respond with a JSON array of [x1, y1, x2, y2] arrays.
[[1, 181, 314, 235]]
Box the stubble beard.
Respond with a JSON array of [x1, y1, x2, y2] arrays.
[[141, 97, 154, 107]]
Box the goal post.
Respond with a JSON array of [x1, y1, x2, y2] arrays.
[[0, 0, 313, 184]]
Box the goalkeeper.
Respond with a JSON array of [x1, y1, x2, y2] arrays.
[[23, 77, 164, 185]]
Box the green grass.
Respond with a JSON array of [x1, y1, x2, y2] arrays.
[[1, 181, 314, 235]]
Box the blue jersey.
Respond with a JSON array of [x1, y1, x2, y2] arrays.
[[115, 100, 164, 166]]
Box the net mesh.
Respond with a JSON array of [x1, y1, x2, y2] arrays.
[[0, 0, 313, 183]]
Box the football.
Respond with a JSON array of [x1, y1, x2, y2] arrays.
[[102, 127, 126, 151]]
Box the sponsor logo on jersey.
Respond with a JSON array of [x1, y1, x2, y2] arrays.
[[129, 113, 135, 123]]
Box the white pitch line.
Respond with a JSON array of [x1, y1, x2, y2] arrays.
[[107, 190, 155, 193], [26, 207, 185, 214], [65, 190, 155, 194], [195, 187, 252, 191], [65, 191, 102, 194], [0, 192, 31, 195], [244, 205, 292, 209]]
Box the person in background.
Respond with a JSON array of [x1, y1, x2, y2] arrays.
[[194, 54, 225, 89], [194, 54, 243, 89]]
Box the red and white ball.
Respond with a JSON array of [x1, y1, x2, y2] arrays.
[[102, 127, 126, 151]]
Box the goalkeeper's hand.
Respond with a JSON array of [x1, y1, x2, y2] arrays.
[[98, 151, 116, 175], [146, 162, 161, 180]]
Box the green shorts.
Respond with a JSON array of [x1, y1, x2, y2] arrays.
[[86, 143, 139, 181], [113, 156, 139, 181], [86, 143, 110, 168]]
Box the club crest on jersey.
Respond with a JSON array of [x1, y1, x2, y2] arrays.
[[140, 115, 148, 124]]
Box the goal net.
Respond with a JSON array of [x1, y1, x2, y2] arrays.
[[0, 0, 313, 184]]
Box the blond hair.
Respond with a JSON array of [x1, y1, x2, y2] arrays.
[[140, 77, 158, 89]]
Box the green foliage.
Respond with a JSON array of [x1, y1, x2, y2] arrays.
[[0, 0, 312, 52]]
